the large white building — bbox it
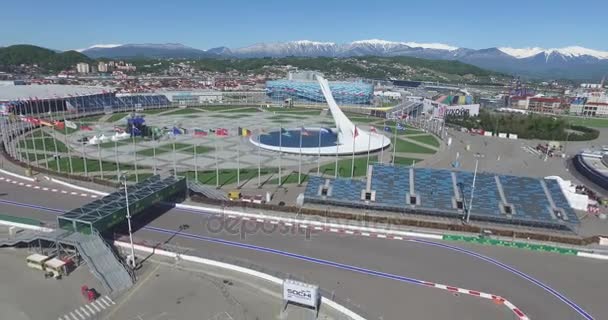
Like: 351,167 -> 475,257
76,62 -> 90,74
569,93 -> 608,117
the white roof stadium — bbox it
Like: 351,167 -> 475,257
0,84 -> 113,101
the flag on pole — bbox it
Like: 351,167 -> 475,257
370,126 -> 377,133
114,126 -> 125,133
384,126 -> 392,132
353,126 -> 359,138
238,127 -> 252,137
65,120 -> 77,129
215,128 -> 228,136
171,126 -> 183,135
53,120 -> 65,130
300,127 -> 310,136
194,128 -> 208,137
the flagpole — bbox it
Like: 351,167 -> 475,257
392,120 -> 398,165
335,125 -> 339,178
257,131 -> 261,188
380,120 -> 385,163
37,99 -> 49,169
49,103 -> 61,173
62,108 -> 73,174
114,137 -> 120,182
81,122 -> 88,177
152,131 -> 157,175
194,137 -> 198,182
236,131 -> 240,187
214,133 -> 219,188
278,124 -> 282,186
351,127 -> 356,178
366,127 -> 372,170
298,127 -> 303,185
97,130 -> 104,180
132,125 -> 139,183
317,128 -> 321,175
26,100 -> 39,165
172,132 -> 177,178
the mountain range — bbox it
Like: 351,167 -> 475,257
73,40 -> 608,80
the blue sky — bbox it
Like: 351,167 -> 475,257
3,0 -> 607,51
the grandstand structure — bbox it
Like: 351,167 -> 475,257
5,93 -> 170,115
304,164 -> 580,231
266,79 -> 373,105
573,150 -> 608,191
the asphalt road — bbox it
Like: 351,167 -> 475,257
1,178 -> 605,320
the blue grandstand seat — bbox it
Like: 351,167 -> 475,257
498,175 -> 554,223
371,165 -> 409,207
415,168 -> 454,210
456,172 -> 502,217
544,179 -> 579,223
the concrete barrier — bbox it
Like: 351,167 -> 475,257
0,168 -> 36,182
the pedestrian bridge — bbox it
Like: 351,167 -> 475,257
58,175 -> 187,234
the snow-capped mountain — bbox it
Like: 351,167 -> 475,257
75,40 -> 608,79
75,44 -> 122,52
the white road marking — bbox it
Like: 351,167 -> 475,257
90,195 -> 98,198
79,306 -> 90,317
284,222 -> 293,226
61,190 -> 68,194
102,296 -> 115,305
270,221 -> 279,224
70,191 -> 78,195
314,226 -> 323,230
241,217 -> 250,221
18,182 -> 24,186
361,232 -> 370,236
80,193 -> 88,197
95,299 -> 106,310
344,230 -> 354,234
26,184 -> 32,187
98,297 -> 111,308
33,186 -> 40,189
52,189 -> 58,192
256,219 -> 264,222
329,228 -> 339,232
69,312 -> 78,320
90,301 -> 101,312
299,225 -> 308,228
73,308 -> 85,320
393,236 -> 404,240
42,187 -> 49,191
85,304 -> 96,315
376,234 -> 387,238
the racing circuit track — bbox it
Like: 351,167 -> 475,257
0,175 -> 605,320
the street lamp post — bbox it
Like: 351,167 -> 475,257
121,172 -> 136,268
466,153 -> 483,223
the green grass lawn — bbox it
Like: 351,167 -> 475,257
564,116 -> 608,128
136,145 -> 173,157
349,116 -> 383,124
76,115 -> 104,122
199,105 -> 259,112
218,107 -> 260,113
394,138 -> 436,154
393,156 -> 422,166
181,168 -> 278,186
317,156 -> 378,178
20,152 -> 51,161
268,171 -> 309,185
406,134 -> 440,147
163,108 -> 205,116
140,108 -> 172,115
19,137 -> 68,153
106,112 -> 130,123
54,126 -> 79,134
179,145 -> 214,155
45,157 -> 138,173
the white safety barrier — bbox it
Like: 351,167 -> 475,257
0,220 -> 54,232
45,177 -> 109,196
577,252 -> 608,261
175,203 -> 444,240
0,168 -> 36,182
114,241 -> 367,320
